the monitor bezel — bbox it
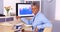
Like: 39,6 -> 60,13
16,3 -> 34,17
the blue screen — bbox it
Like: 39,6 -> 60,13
19,8 -> 32,15
17,4 -> 34,16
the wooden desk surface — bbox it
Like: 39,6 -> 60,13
0,17 -> 32,32
0,16 -> 21,32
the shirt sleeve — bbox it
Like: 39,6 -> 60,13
37,14 -> 52,29
37,19 -> 52,29
21,18 -> 33,25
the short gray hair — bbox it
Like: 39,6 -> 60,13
32,1 -> 40,7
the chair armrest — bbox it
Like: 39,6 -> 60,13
43,27 -> 52,32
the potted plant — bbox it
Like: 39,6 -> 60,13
4,6 -> 12,16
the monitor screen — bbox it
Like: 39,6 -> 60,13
16,3 -> 34,17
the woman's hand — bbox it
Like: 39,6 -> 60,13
16,16 -> 21,19
34,27 -> 38,32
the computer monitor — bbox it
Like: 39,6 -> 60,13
16,3 -> 34,17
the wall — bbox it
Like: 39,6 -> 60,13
55,0 -> 60,21
4,0 -> 24,15
41,0 -> 60,21
41,0 -> 56,21
0,0 -> 3,14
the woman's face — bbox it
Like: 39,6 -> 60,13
32,5 -> 39,15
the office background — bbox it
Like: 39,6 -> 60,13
0,0 -> 60,32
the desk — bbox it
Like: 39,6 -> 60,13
0,22 -> 32,32
0,16 -> 32,32
0,16 -> 20,32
